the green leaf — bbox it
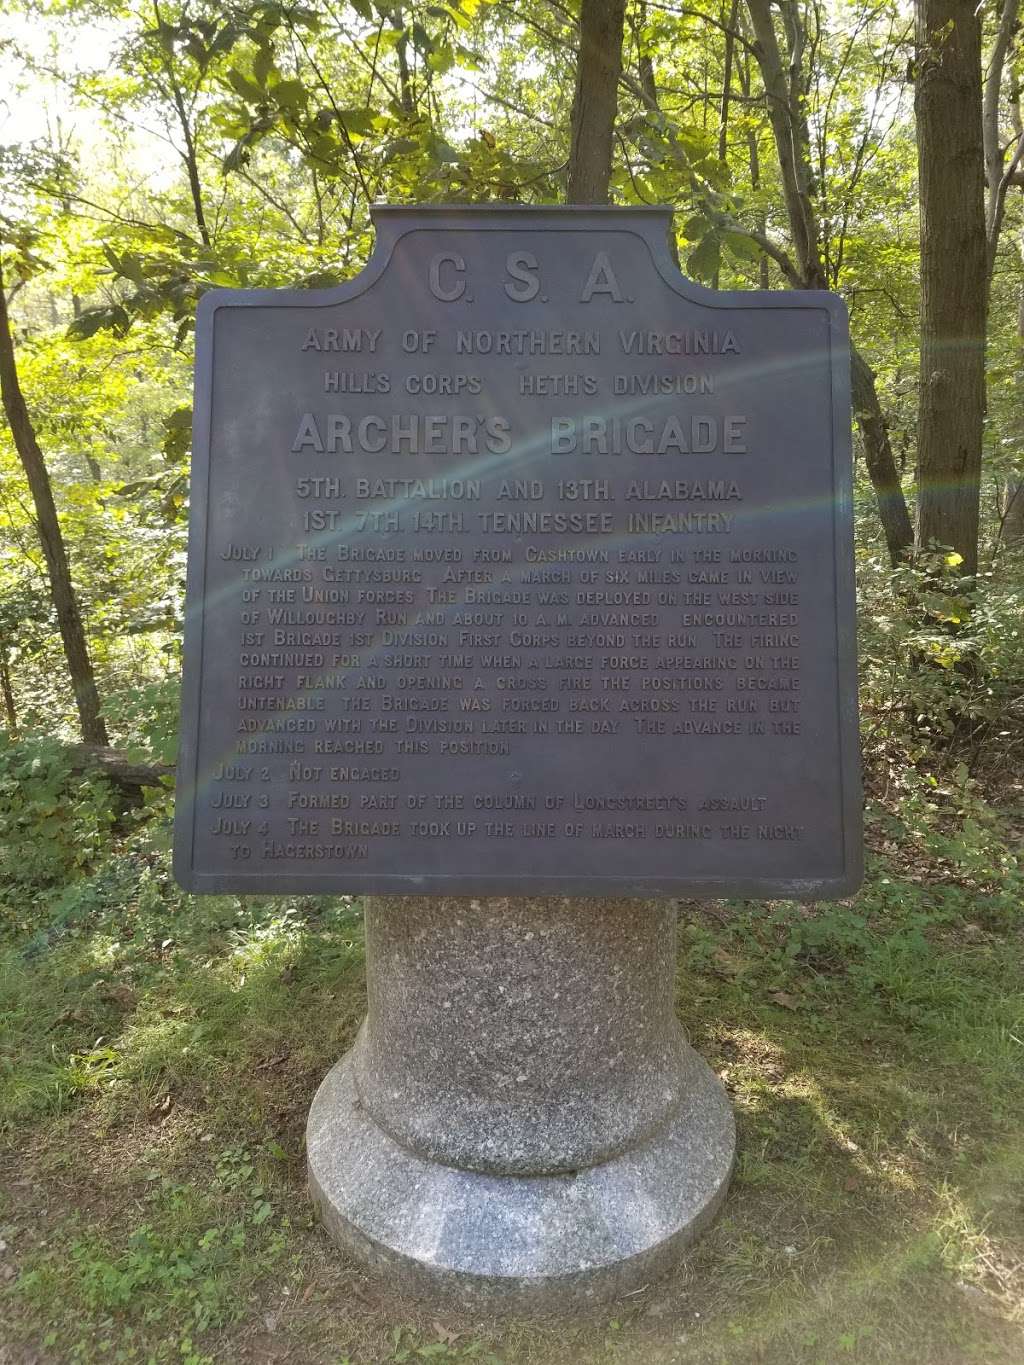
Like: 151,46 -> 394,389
209,23 -> 241,57
427,43 -> 455,74
67,304 -> 131,340
429,3 -> 471,28
721,229 -> 764,264
428,135 -> 462,164
110,248 -> 148,287
226,68 -> 262,101
686,233 -> 721,282
253,45 -> 274,88
337,107 -> 376,136
183,37 -> 210,71
445,3 -> 472,27
384,136 -> 420,159
307,131 -> 344,169
411,21 -> 433,53
454,42 -> 484,71
153,20 -> 176,56
300,270 -> 344,288
273,79 -> 308,112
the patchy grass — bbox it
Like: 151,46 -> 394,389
0,793 -> 1022,1364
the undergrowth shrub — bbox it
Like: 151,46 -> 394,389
100,674 -> 181,766
0,734 -> 117,913
857,548 -> 1024,778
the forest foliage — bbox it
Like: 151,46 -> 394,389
0,0 -> 1022,874
1,6 -> 1024,1362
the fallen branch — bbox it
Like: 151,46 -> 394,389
66,743 -> 173,793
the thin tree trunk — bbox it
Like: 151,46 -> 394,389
983,0 -> 1021,281
0,257 -> 109,744
748,133 -> 770,288
568,0 -> 627,203
718,0 -> 738,165
914,0 -> 987,576
986,6 -> 1023,550
851,346 -> 916,565
390,8 -> 416,116
1001,477 -> 1024,544
153,0 -> 211,247
745,0 -> 826,288
630,12 -> 682,268
637,15 -> 659,113
713,0 -> 739,288
1000,209 -> 1024,547
174,89 -> 211,248
737,48 -> 770,288
744,0 -> 913,563
0,645 -> 17,736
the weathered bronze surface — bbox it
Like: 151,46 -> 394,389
174,205 -> 861,898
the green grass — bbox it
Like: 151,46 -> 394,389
0,796 -> 1022,1364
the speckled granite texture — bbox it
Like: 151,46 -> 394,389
307,897 -> 735,1310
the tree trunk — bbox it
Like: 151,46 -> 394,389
982,0 -> 1021,281
0,259 -> 109,745
737,48 -> 770,288
999,223 -> 1024,547
630,17 -> 683,268
717,0 -> 738,166
1001,477 -> 1024,545
390,8 -> 417,116
851,346 -> 916,565
914,0 -> 987,576
153,0 -> 211,247
744,0 -> 826,288
712,0 -> 739,288
567,0 -> 626,203
0,645 -> 17,736
744,0 -> 913,564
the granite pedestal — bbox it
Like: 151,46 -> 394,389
307,896 -> 735,1311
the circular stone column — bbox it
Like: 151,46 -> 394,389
307,897 -> 734,1311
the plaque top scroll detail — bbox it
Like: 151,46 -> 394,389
174,204 -> 862,899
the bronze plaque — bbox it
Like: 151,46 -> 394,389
174,205 -> 861,898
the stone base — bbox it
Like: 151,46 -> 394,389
307,1046 -> 735,1313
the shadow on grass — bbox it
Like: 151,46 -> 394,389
1,857 -> 1022,1364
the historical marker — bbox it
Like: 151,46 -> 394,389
176,204 -> 860,1307
175,205 -> 861,899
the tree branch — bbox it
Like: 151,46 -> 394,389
984,0 -> 1021,281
